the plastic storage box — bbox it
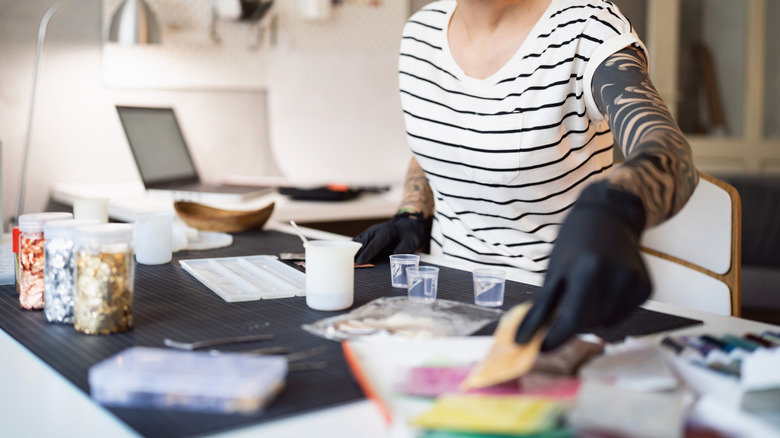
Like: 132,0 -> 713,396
89,347 -> 287,415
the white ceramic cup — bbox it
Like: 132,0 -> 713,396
300,0 -> 331,21
73,197 -> 109,223
134,212 -> 173,265
304,240 -> 362,311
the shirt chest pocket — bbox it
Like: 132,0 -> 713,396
457,113 -> 524,185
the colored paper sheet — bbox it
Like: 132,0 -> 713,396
411,394 -> 568,435
419,428 -> 575,438
401,366 -> 580,399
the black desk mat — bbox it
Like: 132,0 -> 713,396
0,230 -> 701,437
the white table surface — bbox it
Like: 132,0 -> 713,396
50,181 -> 402,224
2,225 -> 779,438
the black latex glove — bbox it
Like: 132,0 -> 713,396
353,212 -> 428,265
514,181 -> 652,351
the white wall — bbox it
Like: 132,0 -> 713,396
0,0 -> 275,228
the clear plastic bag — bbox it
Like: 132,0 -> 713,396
302,296 -> 503,341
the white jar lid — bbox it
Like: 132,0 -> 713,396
75,223 -> 134,251
44,219 -> 101,239
18,212 -> 74,233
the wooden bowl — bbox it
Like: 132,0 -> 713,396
174,201 -> 275,233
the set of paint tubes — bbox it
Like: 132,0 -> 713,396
660,331 -> 780,409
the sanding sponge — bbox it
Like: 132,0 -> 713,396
460,303 -> 546,390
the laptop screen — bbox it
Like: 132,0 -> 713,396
116,106 -> 200,187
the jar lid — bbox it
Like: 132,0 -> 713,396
18,212 -> 74,233
12,227 -> 20,253
44,219 -> 101,239
75,224 -> 134,249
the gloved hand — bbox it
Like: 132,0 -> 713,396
353,212 -> 428,265
514,181 -> 652,351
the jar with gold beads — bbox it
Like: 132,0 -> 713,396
73,224 -> 135,335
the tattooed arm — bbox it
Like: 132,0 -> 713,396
515,46 -> 694,350
352,157 -> 434,263
592,45 -> 698,227
398,157 -> 435,218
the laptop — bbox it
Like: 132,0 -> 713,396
116,105 -> 274,204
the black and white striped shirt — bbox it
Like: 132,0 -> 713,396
399,0 -> 647,285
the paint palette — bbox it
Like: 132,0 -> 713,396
663,332 -> 780,409
179,255 -> 306,302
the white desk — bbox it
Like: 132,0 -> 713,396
2,224 -> 779,437
50,182 -> 402,224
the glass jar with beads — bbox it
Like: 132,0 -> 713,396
43,219 -> 100,324
73,224 -> 135,335
17,212 -> 73,310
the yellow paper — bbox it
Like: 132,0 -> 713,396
460,303 -> 546,390
411,394 -> 566,435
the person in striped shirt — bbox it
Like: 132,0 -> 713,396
354,0 -> 697,351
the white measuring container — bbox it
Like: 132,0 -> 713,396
304,240 -> 362,311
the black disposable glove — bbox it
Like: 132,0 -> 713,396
353,212 -> 428,265
514,181 -> 652,351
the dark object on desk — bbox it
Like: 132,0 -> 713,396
0,230 -> 703,438
279,184 -> 362,201
163,333 -> 275,351
239,0 -> 273,21
174,201 -> 274,232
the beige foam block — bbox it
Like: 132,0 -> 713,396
460,303 -> 546,390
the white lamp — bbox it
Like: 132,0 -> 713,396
15,0 -> 160,225
108,0 -> 161,44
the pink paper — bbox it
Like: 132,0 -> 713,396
401,365 -> 580,398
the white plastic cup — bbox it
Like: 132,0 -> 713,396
300,0 -> 331,21
73,197 -> 109,223
134,212 -> 173,265
472,268 -> 506,307
304,240 -> 362,311
389,254 -> 420,288
406,266 -> 439,303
